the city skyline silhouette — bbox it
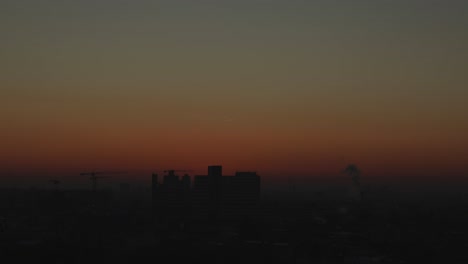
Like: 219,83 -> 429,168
1,1 -> 468,263
1,1 -> 468,183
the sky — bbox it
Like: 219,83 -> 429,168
1,0 -> 468,185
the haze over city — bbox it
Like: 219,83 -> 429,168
1,1 -> 468,183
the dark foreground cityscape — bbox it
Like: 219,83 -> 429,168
1,165 -> 467,264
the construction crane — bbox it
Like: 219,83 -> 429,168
80,171 -> 125,192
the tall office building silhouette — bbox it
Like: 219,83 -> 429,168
192,165 -> 261,221
152,170 -> 191,228
152,165 -> 260,223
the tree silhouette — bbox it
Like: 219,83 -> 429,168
343,164 -> 360,186
343,164 -> 361,201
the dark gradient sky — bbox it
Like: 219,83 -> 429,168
1,0 -> 468,183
